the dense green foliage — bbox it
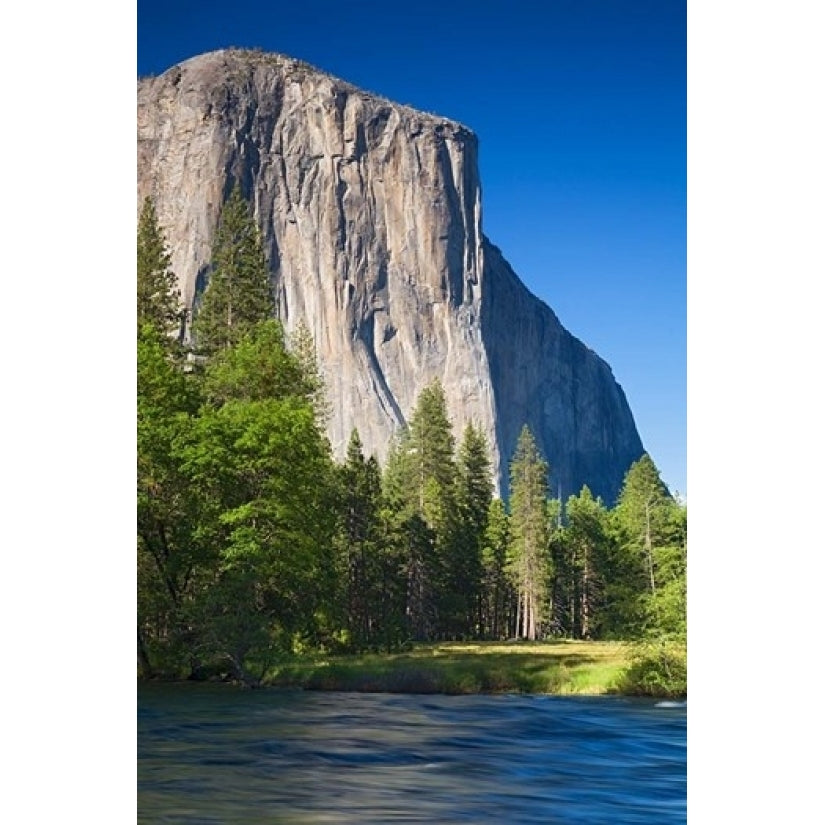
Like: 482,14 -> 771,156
616,639 -> 687,697
137,193 -> 686,693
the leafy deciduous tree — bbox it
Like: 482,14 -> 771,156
179,325 -> 337,682
137,324 -> 205,676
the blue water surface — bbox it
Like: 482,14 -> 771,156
138,684 -> 686,823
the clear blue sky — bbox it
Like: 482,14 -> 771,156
138,0 -> 687,497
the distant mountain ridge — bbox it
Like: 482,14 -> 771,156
137,48 -> 644,501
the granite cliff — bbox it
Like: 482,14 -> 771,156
137,49 -> 644,502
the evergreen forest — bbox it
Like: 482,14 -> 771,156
137,190 -> 687,690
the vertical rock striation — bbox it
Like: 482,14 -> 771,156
137,49 -> 644,502
480,239 -> 644,500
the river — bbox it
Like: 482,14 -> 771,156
138,683 -> 686,823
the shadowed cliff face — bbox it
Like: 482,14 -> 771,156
480,239 -> 644,500
137,48 -> 644,502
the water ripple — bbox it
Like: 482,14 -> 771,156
139,685 -> 686,823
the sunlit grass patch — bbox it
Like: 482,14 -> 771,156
263,640 -> 635,695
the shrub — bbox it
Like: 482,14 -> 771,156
618,640 -> 687,698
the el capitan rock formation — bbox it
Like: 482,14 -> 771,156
137,49 -> 644,502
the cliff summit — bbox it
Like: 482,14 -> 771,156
137,48 -> 644,501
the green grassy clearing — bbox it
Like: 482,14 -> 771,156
263,640 -> 633,695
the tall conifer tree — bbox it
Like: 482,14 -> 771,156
562,486 -> 610,639
383,379 -> 457,639
480,498 -> 512,639
615,454 -> 672,601
193,184 -> 274,354
453,424 -> 494,636
612,453 -> 684,638
337,429 -> 383,649
508,425 -> 551,640
137,196 -> 181,340
289,320 -> 331,424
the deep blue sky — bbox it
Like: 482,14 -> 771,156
138,0 -> 687,497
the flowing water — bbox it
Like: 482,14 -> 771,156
138,683 -> 686,823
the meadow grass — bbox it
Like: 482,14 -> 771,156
263,640 -> 633,695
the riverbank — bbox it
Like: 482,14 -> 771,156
141,640 -> 686,697
262,640 -> 675,696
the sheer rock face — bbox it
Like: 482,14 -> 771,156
137,49 -> 644,501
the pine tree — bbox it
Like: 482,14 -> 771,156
480,499 -> 512,639
613,453 -> 684,638
508,425 -> 551,640
382,380 -> 457,639
409,380 -> 459,637
289,320 -> 331,424
137,197 -> 181,340
654,502 -> 687,640
544,496 -> 563,634
562,486 -> 610,639
378,440 -> 420,650
337,429 -> 383,649
457,425 -> 493,540
612,457 -> 686,694
406,379 -> 456,523
615,454 -> 672,601
453,424 -> 494,636
201,320 -> 305,406
192,184 -> 275,355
